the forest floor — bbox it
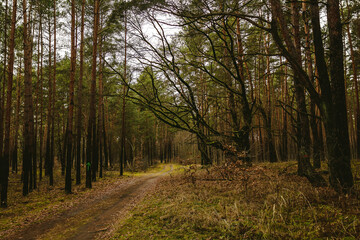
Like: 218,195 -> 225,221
0,164 -> 176,240
1,161 -> 360,239
113,161 -> 360,240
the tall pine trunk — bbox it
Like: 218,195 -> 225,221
346,21 -> 360,159
65,0 -> 77,194
1,0 -> 16,207
87,0 -> 100,188
50,0 -> 57,186
290,1 -> 313,176
302,1 -> 322,168
76,0 -> 85,185
98,27 -> 104,179
12,67 -> 21,175
23,0 -> 35,196
45,11 -> 53,182
38,7 -> 44,181
120,10 -> 128,175
0,0 -> 8,182
326,0 -> 353,191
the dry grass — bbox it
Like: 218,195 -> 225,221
0,162 -> 182,239
0,166 -> 132,238
113,161 -> 360,239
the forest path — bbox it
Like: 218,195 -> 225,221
5,165 -> 173,240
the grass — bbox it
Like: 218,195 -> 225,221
2,161 -> 360,239
112,161 -> 360,240
124,163 -> 184,177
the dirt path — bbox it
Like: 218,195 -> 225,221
4,166 -> 172,240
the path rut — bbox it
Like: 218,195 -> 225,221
4,167 -> 171,240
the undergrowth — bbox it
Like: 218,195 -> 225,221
113,161 -> 360,239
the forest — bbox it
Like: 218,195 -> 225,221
0,0 -> 360,239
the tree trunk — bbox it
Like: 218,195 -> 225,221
102,107 -> 109,170
290,1 -> 313,175
45,10 -> 53,182
34,3 -> 43,190
302,1 -> 322,168
0,0 -> 8,182
281,57 -> 288,161
87,0 -> 100,188
23,0 -> 35,196
65,0 -> 77,194
236,17 -> 252,163
12,67 -> 21,175
326,0 -> 353,191
120,10 -> 127,176
50,0 -> 57,187
76,0 -> 85,185
61,123 -> 67,176
1,0 -> 16,207
264,33 -> 277,163
98,20 -> 104,179
39,7 -> 44,181
346,21 -> 360,159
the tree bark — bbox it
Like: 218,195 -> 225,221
98,19 -> 104,179
326,0 -> 353,191
263,32 -> 277,163
45,10 -> 53,182
87,0 -> 100,188
76,0 -> 85,185
12,66 -> 21,175
120,10 -> 128,175
0,0 -> 8,177
65,0 -> 77,194
280,57 -> 288,161
50,0 -> 57,186
302,1 -> 322,168
23,0 -> 35,196
102,102 -> 109,170
346,21 -> 360,158
289,1 -> 313,175
39,7 -> 44,181
1,0 -> 16,207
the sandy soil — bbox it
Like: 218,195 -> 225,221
3,167 -> 172,240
